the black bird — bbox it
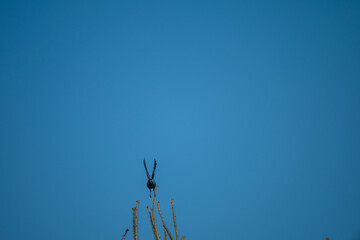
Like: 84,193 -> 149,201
143,159 -> 157,198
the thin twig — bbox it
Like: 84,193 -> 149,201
147,206 -> 160,240
147,207 -> 155,232
151,186 -> 161,240
158,201 -> 174,240
121,229 -> 129,240
171,199 -> 179,240
163,224 -> 174,240
132,208 -> 136,240
134,200 -> 140,240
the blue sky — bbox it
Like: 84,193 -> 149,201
1,1 -> 360,239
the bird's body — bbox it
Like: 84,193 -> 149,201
147,179 -> 156,190
143,159 -> 157,198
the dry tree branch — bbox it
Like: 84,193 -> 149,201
135,200 -> 140,240
132,200 -> 140,240
164,224 -> 175,240
157,201 -> 174,240
147,206 -> 159,240
170,199 -> 186,240
146,206 -> 153,226
125,185 -> 186,240
147,186 -> 161,240
171,199 -> 179,240
132,208 -> 136,240
121,229 -> 129,240
150,185 -> 161,240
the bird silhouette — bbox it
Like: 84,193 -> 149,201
143,159 -> 157,198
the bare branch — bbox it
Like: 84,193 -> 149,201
171,199 -> 179,240
158,200 -> 174,240
121,229 -> 129,240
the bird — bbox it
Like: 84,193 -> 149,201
143,159 -> 157,198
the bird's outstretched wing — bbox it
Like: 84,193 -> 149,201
143,159 -> 150,180
151,159 -> 157,179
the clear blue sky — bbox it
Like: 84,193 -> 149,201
1,1 -> 360,239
